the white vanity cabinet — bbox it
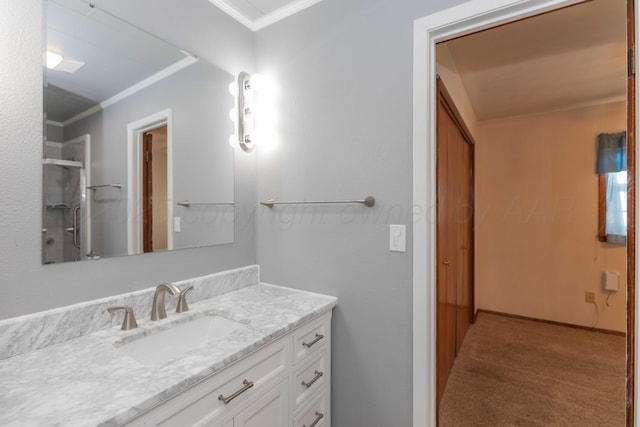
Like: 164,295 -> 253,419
123,311 -> 332,427
213,378 -> 289,427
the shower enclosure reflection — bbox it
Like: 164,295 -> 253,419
42,134 -> 91,263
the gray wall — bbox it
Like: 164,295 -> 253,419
254,0 -> 464,426
0,0 -> 257,319
64,60 -> 235,257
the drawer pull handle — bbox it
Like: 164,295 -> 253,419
302,333 -> 324,348
303,411 -> 325,427
302,370 -> 324,388
218,379 -> 254,404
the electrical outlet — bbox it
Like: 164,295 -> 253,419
585,291 -> 595,303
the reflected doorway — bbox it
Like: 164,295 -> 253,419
142,126 -> 168,253
127,109 -> 174,255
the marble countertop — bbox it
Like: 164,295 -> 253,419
0,283 -> 337,427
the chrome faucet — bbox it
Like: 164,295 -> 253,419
150,283 -> 180,321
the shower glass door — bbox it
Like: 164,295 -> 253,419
42,135 -> 91,263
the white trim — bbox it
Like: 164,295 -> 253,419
207,0 -> 255,30
207,0 -> 323,32
83,134 -> 91,259
412,1 -> 632,426
62,56 -> 197,127
253,0 -> 323,31
46,120 -> 64,127
41,157 -> 82,168
44,141 -> 64,149
127,109 -> 174,255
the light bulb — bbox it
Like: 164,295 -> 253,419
228,81 -> 238,96
243,134 -> 255,151
250,101 -> 278,124
247,102 -> 260,116
243,115 -> 255,131
229,135 -> 237,148
248,74 -> 264,91
229,108 -> 238,122
243,88 -> 255,104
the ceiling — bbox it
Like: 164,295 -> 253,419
440,0 -> 627,121
46,0 -> 190,123
46,0 -> 318,123
207,0 -> 322,31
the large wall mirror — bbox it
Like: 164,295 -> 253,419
42,0 -> 235,264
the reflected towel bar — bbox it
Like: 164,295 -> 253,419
177,201 -> 235,208
87,184 -> 122,190
260,196 -> 375,208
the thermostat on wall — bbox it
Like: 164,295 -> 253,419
602,271 -> 620,292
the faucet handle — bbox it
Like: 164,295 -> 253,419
107,306 -> 138,330
176,286 -> 194,313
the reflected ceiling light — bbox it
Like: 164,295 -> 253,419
45,51 -> 85,73
46,51 -> 63,69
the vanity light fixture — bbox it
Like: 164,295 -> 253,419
229,71 -> 263,153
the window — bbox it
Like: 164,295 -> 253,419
596,131 -> 627,244
598,170 -> 627,244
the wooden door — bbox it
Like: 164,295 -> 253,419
455,131 -> 474,354
142,131 -> 153,253
436,77 -> 475,407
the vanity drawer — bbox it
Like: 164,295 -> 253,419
294,386 -> 330,427
129,338 -> 290,427
293,350 -> 329,409
293,313 -> 330,365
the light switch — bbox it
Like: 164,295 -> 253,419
389,224 -> 406,252
174,217 -> 181,233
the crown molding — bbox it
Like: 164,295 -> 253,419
208,0 -> 323,32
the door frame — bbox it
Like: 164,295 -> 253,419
412,1 -> 638,426
127,109 -> 174,255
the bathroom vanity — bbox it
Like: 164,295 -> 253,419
0,266 -> 336,427
125,311 -> 331,427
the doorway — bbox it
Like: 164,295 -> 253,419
142,126 -> 169,253
413,0 -> 637,426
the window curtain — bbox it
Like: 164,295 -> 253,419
596,131 -> 627,174
605,173 -> 626,244
597,131 -> 627,244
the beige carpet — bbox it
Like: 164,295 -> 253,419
439,312 -> 626,426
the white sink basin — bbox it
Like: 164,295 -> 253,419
115,316 -> 246,366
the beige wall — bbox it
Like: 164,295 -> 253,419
436,44 -> 479,137
476,102 -> 627,332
